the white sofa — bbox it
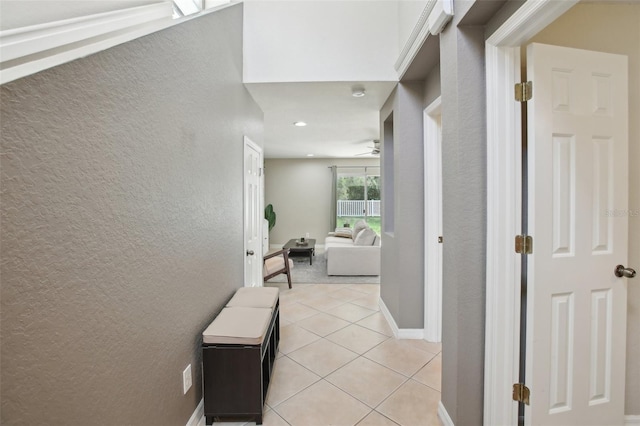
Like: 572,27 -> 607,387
324,225 -> 381,276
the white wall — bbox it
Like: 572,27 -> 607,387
243,0 -> 398,83
529,2 -> 640,414
264,158 -> 379,246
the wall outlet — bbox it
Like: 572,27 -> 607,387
182,364 -> 192,395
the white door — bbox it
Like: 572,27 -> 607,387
244,137 -> 263,288
526,43 -> 629,425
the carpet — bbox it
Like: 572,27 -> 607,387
267,255 -> 380,285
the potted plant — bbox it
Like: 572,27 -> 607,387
265,204 -> 276,232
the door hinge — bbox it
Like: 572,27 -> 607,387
515,81 -> 532,102
515,235 -> 533,254
513,383 -> 530,405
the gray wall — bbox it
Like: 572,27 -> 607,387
379,81 -> 426,329
0,5 -> 263,425
439,1 -> 488,424
264,158 -> 379,247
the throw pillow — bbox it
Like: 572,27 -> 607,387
352,220 -> 369,241
354,227 -> 377,246
334,227 -> 353,238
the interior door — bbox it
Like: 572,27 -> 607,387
526,43 -> 629,425
244,137 -> 263,288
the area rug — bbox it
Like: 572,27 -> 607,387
267,256 -> 380,285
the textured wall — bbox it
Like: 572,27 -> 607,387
0,4 -> 263,425
528,3 -> 640,414
439,14 -> 487,426
264,158 -> 379,247
379,81 -> 426,329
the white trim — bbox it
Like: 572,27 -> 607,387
0,3 -> 172,85
395,0 -> 453,79
626,415 -> 640,425
483,43 -> 522,426
186,398 -> 204,426
378,297 -> 400,338
487,0 -> 577,47
424,97 -> 443,343
438,401 -> 454,426
483,1 -> 579,425
0,1 -> 236,85
378,297 -> 424,339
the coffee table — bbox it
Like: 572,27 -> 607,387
283,239 -> 316,265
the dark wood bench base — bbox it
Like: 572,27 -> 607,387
202,301 -> 279,425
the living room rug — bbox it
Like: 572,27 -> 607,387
267,255 -> 380,285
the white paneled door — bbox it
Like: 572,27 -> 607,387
526,43 -> 629,425
244,137 -> 263,288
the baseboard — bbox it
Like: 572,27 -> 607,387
627,415 -> 640,425
378,298 -> 424,339
186,398 -> 204,426
438,401 -> 454,426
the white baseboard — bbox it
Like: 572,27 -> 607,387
438,401 -> 454,426
378,297 -> 425,339
186,398 -> 204,426
627,415 -> 640,425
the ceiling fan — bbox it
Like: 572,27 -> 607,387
355,140 -> 380,156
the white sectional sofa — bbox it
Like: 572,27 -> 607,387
324,221 -> 381,276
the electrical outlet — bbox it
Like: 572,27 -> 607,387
182,364 -> 192,395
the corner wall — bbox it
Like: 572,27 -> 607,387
380,81 -> 426,329
438,2 -> 488,423
0,5 -> 263,425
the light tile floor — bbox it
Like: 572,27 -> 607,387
219,283 -> 442,426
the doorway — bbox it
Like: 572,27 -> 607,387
424,97 -> 443,343
244,136 -> 263,287
484,2 -> 637,425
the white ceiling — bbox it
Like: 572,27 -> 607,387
246,81 -> 397,159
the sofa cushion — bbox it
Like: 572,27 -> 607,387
334,227 -> 353,238
352,220 -> 369,241
354,227 -> 377,246
325,236 -> 355,246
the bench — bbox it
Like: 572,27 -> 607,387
202,287 -> 280,425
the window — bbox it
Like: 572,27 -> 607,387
336,168 -> 381,235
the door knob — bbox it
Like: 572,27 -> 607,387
246,250 -> 255,256
614,265 -> 636,278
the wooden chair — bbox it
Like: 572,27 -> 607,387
263,249 -> 293,289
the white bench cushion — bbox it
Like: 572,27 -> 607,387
226,287 -> 279,309
202,307 -> 272,345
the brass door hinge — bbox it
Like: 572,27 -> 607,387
515,235 -> 533,254
513,383 -> 530,405
515,81 -> 532,102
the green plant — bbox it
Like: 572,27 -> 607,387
265,204 -> 276,232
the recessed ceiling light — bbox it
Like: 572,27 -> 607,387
293,121 -> 307,127
352,87 -> 366,97
307,154 -> 315,157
